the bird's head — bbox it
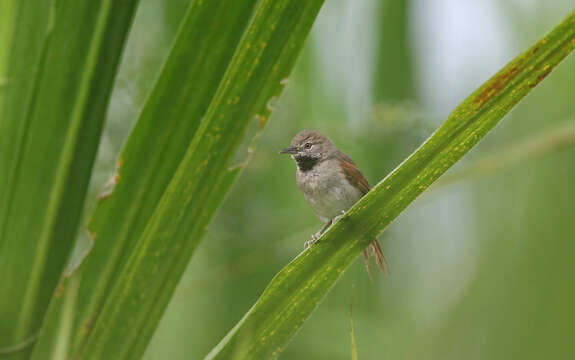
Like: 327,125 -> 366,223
280,130 -> 336,170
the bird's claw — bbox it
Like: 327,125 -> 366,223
304,239 -> 313,250
304,213 -> 346,250
332,212 -> 344,224
304,231 -> 322,250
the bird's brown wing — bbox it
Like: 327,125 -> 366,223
336,151 -> 370,195
338,152 -> 387,276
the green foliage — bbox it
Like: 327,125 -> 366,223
68,1 -> 259,356
68,1 -> 325,359
206,10 -> 575,359
0,1 -> 139,357
1,1 -> 574,359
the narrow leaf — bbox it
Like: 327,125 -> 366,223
66,1 -> 259,354
206,10 -> 575,360
74,0 -> 324,359
0,0 -> 139,356
30,277 -> 80,360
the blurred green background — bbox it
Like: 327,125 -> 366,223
85,0 -> 575,359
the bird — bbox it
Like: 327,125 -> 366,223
280,130 -> 387,276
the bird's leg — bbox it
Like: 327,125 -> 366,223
318,219 -> 334,236
332,210 -> 346,224
304,211 -> 349,249
305,219 -> 333,249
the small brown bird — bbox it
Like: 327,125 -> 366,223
280,130 -> 387,276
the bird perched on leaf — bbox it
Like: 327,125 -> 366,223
280,130 -> 387,276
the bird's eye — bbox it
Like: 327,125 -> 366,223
304,142 -> 312,149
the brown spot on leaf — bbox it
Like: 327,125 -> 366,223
256,114 -> 267,127
529,65 -> 553,88
82,317 -> 95,335
473,65 -> 520,107
98,158 -> 123,200
539,69 -> 552,81
54,282 -> 65,298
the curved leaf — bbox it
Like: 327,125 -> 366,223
0,0 -> 139,356
66,0 -> 259,355
74,1 -> 325,359
206,10 -> 575,360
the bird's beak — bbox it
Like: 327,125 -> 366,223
279,146 -> 298,155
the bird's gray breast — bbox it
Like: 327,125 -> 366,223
296,159 -> 364,223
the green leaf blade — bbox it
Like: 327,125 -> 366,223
67,0 -> 260,354
75,1 -> 325,358
0,0 -> 140,356
207,10 -> 575,360
356,10 -> 575,237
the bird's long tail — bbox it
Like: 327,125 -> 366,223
362,240 -> 388,278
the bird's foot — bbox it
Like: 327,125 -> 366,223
303,239 -> 314,250
305,215 -> 344,250
312,229 -> 323,241
304,231 -> 322,250
332,210 -> 346,224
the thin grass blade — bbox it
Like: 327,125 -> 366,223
74,1 -> 325,358
60,1 -> 260,355
0,1 -> 140,357
206,10 -> 575,360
